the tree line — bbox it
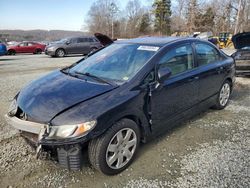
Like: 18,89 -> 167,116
86,0 -> 250,38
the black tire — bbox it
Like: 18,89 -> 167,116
88,119 -> 140,175
34,48 -> 42,54
213,80 -> 231,110
55,49 -> 65,57
8,50 -> 16,55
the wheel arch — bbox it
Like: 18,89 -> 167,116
224,77 -> 233,89
56,48 -> 66,54
120,115 -> 147,143
98,112 -> 150,144
8,49 -> 16,55
8,48 -> 15,52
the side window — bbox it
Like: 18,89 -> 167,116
88,38 -> 95,42
77,38 -> 87,43
19,43 -> 27,47
70,38 -> 78,43
195,43 -> 220,66
158,44 -> 194,76
28,43 -> 33,46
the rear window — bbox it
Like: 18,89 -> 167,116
195,43 -> 220,65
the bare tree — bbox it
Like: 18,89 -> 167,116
171,0 -> 187,33
186,0 -> 198,33
125,0 -> 144,37
86,0 -> 118,37
85,0 -> 249,38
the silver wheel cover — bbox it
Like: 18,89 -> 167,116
106,128 -> 137,169
219,83 -> 230,106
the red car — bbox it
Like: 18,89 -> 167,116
7,41 -> 46,55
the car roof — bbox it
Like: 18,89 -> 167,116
115,36 -> 190,46
68,36 -> 95,39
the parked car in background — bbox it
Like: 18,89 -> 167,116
232,32 -> 250,76
45,33 -> 112,57
7,41 -> 19,46
6,37 -> 235,175
0,41 -> 7,56
7,42 -> 46,55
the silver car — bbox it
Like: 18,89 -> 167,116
45,35 -> 109,57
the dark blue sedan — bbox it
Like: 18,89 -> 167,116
0,41 -> 7,56
6,37 -> 235,175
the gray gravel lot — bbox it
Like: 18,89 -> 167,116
0,54 -> 249,188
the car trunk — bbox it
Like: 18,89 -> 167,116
232,32 -> 250,50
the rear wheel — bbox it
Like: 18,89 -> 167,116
88,119 -> 140,175
34,48 -> 42,54
213,80 -> 231,109
55,49 -> 65,57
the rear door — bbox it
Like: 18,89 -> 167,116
76,38 -> 90,54
151,43 -> 199,132
194,42 -> 226,101
27,42 -> 36,53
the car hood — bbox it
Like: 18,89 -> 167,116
17,70 -> 116,123
232,32 -> 250,49
46,43 -> 62,48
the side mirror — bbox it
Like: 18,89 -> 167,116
157,67 -> 171,83
66,41 -> 70,45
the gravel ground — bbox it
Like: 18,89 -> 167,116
0,54 -> 249,188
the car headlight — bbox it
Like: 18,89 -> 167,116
47,120 -> 96,139
8,99 -> 18,116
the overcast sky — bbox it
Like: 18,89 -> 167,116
0,0 -> 152,31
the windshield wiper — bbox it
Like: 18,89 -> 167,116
74,71 -> 115,86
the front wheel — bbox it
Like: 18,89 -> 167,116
8,50 -> 16,55
213,80 -> 231,109
88,119 -> 140,175
55,49 -> 65,57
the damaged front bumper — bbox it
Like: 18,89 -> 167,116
5,114 -> 48,156
5,114 -> 89,170
5,114 -> 90,146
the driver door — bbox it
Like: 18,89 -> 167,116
150,43 -> 199,133
17,42 -> 28,53
65,38 -> 78,54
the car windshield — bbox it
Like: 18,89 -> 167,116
69,43 -> 159,84
56,39 -> 68,43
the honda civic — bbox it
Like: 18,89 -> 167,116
6,37 -> 235,175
